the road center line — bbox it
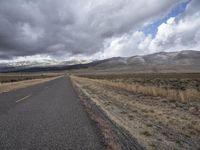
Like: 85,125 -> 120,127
16,95 -> 31,103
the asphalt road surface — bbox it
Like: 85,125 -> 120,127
0,76 -> 105,150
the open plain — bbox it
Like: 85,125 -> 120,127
71,73 -> 200,150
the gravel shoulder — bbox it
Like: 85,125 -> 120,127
71,76 -> 145,150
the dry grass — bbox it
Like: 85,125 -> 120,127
0,76 -> 62,93
0,72 -> 63,83
74,76 -> 200,102
70,75 -> 200,150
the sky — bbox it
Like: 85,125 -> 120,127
0,0 -> 199,66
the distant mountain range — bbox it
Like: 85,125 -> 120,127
0,59 -> 92,72
1,50 -> 200,73
89,50 -> 200,72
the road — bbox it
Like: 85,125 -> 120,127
0,76 -> 105,150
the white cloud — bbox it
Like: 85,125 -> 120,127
148,8 -> 200,52
101,31 -> 148,58
0,0 -> 180,61
101,0 -> 200,58
1,0 -> 200,65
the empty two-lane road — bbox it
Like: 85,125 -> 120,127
0,76 -> 105,150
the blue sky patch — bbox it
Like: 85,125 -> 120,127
143,0 -> 191,37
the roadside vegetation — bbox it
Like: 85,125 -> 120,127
77,73 -> 200,102
0,73 -> 62,83
0,73 -> 63,93
71,73 -> 200,150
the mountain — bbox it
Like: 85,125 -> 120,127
1,50 -> 200,73
86,50 -> 200,72
0,59 -> 92,72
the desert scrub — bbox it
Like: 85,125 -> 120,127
77,73 -> 200,91
107,81 -> 200,102
74,76 -> 200,102
0,73 -> 62,83
70,75 -> 200,150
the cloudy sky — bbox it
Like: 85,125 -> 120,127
0,0 -> 199,65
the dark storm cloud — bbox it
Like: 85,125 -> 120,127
0,0 -> 180,60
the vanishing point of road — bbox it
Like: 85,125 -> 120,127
0,76 -> 105,150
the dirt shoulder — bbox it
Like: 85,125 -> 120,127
70,76 -> 144,150
0,75 -> 63,93
71,75 -> 200,150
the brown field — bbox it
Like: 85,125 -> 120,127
71,73 -> 200,150
77,73 -> 200,90
0,72 -> 63,83
0,73 -> 63,93
76,73 -> 200,102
